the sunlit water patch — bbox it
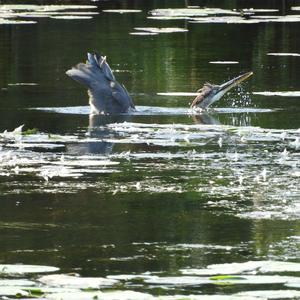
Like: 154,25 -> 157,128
0,121 -> 299,221
33,105 -> 275,115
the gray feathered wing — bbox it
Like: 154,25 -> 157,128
66,52 -> 135,114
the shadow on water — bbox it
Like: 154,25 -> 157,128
66,114 -> 133,155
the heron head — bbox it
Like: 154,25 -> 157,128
191,71 -> 253,109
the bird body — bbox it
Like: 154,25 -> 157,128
66,53 -> 135,114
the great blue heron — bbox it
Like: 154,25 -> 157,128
190,71 -> 253,109
66,52 -> 253,114
66,52 -> 135,114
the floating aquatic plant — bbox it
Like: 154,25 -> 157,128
0,264 -> 59,274
133,27 -> 188,34
253,91 -> 300,96
102,9 -> 142,13
267,52 -> 300,57
0,4 -> 98,25
209,61 -> 239,64
149,8 -> 240,17
38,274 -> 118,288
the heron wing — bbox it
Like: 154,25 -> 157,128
111,82 -> 135,111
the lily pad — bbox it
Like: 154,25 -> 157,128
0,286 -> 29,296
267,52 -> 300,56
147,16 -> 196,20
209,61 -> 239,64
134,27 -> 188,33
50,16 -> 93,20
190,15 -> 300,24
190,16 -> 262,24
38,274 -> 118,288
235,290 -> 300,299
210,275 -> 246,281
129,32 -> 158,36
102,9 -> 142,13
0,264 -> 59,274
0,18 -> 36,24
106,274 -> 155,281
144,276 -> 211,286
0,5 -> 97,24
7,143 -> 65,150
253,91 -> 300,97
8,83 -> 38,86
239,8 -> 279,13
46,290 -> 154,300
181,261 -> 300,276
0,5 -> 97,12
160,296 -> 259,300
0,279 -> 35,286
149,8 -> 239,17
209,275 -> 299,285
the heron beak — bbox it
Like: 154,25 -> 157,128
217,71 -> 253,95
191,71 -> 253,109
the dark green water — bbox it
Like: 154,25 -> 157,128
0,0 -> 299,298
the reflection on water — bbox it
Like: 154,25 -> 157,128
0,0 -> 300,299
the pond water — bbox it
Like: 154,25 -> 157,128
0,0 -> 300,299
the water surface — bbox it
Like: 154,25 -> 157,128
0,0 -> 299,299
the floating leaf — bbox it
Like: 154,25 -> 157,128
129,32 -> 158,36
7,83 -> 38,86
0,18 -> 36,24
50,15 -> 93,20
38,274 -> 118,288
235,290 -> 300,299
181,261 -> 300,276
0,286 -> 29,296
22,128 -> 39,136
149,8 -> 239,17
102,9 -> 142,13
134,27 -> 188,33
253,91 -> 300,97
46,290 -> 154,300
210,275 -> 246,281
0,264 -> 59,274
267,52 -> 300,57
209,61 -> 239,64
147,16 -> 194,20
144,276 -> 211,286
0,279 -> 35,286
0,5 -> 97,11
190,15 -> 300,24
238,8 -> 279,13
